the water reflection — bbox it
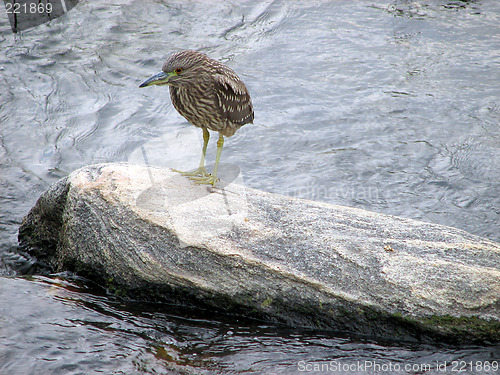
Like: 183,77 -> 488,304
386,0 -> 482,19
1,276 -> 499,375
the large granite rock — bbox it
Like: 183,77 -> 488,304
18,163 -> 500,343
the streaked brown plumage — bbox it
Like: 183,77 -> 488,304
139,50 -> 254,185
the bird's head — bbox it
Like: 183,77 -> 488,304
139,50 -> 210,88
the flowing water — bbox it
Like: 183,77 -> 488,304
1,0 -> 499,373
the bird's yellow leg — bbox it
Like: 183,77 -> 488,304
212,132 -> 224,181
192,132 -> 224,186
173,127 -> 210,177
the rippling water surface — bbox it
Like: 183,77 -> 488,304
1,276 -> 499,375
1,0 -> 499,373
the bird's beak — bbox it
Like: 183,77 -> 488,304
139,71 -> 172,88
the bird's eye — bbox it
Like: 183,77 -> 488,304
175,68 -> 183,74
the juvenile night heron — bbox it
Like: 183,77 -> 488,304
139,50 -> 254,186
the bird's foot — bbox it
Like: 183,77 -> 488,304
172,167 -> 218,186
190,174 -> 218,186
172,167 -> 209,178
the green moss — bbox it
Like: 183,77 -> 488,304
391,312 -> 500,342
261,297 -> 273,308
105,277 -> 127,297
392,312 -> 404,319
421,315 -> 500,339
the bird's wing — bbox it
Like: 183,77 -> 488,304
214,73 -> 254,126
